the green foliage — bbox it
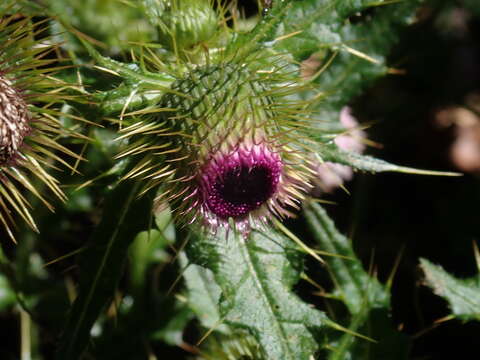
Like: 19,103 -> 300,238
318,145 -> 460,176
304,201 -> 390,314
180,254 -> 227,332
0,248 -> 15,311
265,0 -> 423,123
421,258 -> 480,322
49,0 -> 154,54
304,201 -> 409,359
185,228 -> 331,360
56,179 -> 155,360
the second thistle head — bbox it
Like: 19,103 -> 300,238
0,9 -> 86,241
0,76 -> 31,165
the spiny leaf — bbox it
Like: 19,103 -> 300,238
303,201 -> 389,313
267,0 -> 424,123
185,227 -> 336,360
303,201 -> 410,359
180,252 -> 229,333
421,258 -> 480,322
318,145 -> 461,176
95,83 -> 165,115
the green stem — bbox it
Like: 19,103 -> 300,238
56,178 -> 155,360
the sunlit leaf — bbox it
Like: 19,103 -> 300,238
185,227 -> 337,360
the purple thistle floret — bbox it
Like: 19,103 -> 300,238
196,141 -> 296,232
200,143 -> 282,219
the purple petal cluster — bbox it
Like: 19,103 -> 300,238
199,143 -> 282,219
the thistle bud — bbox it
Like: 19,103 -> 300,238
150,0 -> 218,50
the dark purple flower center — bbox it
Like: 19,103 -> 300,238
203,153 -> 282,219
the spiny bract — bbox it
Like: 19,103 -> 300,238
0,7 -> 85,241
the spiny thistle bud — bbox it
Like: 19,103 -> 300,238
0,9 -> 85,241
147,0 -> 218,51
119,62 -> 315,234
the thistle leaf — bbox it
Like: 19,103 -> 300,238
318,145 -> 461,176
265,0 -> 424,122
77,37 -> 175,87
96,83 -> 165,116
303,201 -> 410,359
180,253 -> 228,333
185,228 -> 333,360
304,201 -> 389,313
420,258 -> 480,321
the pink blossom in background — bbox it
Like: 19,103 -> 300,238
435,106 -> 480,173
314,107 -> 366,193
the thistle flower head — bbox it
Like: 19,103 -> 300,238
118,60 -> 315,234
0,76 -> 30,165
0,9 -> 85,241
